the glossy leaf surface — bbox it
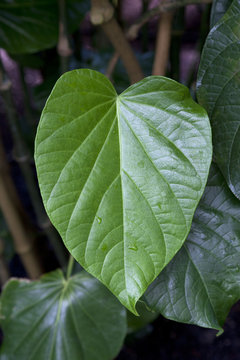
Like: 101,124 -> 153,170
144,164 -> 240,332
35,69 -> 212,314
0,0 -> 88,54
0,270 -> 126,360
197,0 -> 240,198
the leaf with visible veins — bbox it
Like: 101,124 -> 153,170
0,270 -> 126,360
197,0 -> 240,199
35,69 -> 212,314
144,164 -> 240,332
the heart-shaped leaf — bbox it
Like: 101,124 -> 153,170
35,69 -> 212,314
197,0 -> 240,199
143,164 -> 240,332
0,270 -> 126,360
0,0 -> 88,54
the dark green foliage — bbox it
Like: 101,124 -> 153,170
144,164 -> 240,332
0,270 -> 126,360
0,0 -> 89,54
197,0 -> 240,199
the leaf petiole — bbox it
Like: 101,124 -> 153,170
66,255 -> 75,280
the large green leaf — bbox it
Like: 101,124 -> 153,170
0,270 -> 126,360
0,0 -> 89,54
143,164 -> 240,332
197,0 -> 240,199
35,69 -> 212,314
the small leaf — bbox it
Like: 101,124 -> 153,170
143,164 -> 240,332
0,270 -> 126,360
0,0 -> 88,54
35,69 -> 212,314
197,0 -> 240,199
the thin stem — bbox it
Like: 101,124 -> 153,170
127,0 -> 213,41
102,19 -> 144,83
0,66 -> 67,268
152,12 -> 174,76
0,237 -> 10,285
66,255 -> 75,280
90,0 -> 144,84
0,139 -> 43,279
105,51 -> 119,81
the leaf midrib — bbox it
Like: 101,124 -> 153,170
116,96 -> 128,306
49,278 -> 70,360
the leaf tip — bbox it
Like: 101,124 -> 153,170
216,328 -> 224,337
121,295 -> 140,316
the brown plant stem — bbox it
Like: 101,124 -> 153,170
90,0 -> 144,84
152,12 -> 174,76
0,140 -> 43,279
0,72 -> 67,268
105,51 -> 119,80
127,0 -> 213,41
0,238 -> 10,285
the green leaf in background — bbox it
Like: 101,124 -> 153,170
35,69 -> 212,314
0,270 -> 126,360
143,164 -> 240,332
210,0 -> 233,28
0,0 -> 89,54
197,0 -> 240,199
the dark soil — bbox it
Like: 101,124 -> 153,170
117,302 -> 240,360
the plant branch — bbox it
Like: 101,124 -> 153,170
127,0 -> 213,40
152,11 -> 174,76
0,66 -> 68,268
0,237 -> 10,285
90,0 -> 144,84
66,255 -> 75,280
105,51 -> 119,80
0,139 -> 43,279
